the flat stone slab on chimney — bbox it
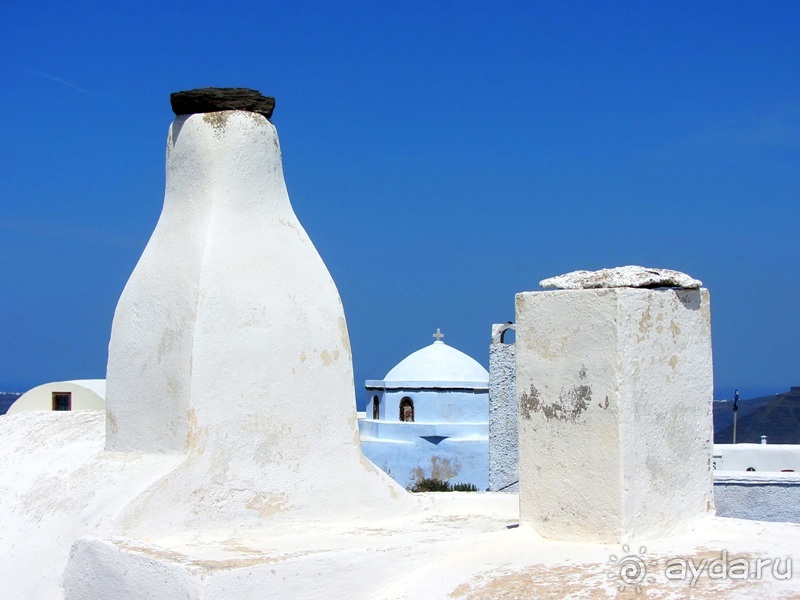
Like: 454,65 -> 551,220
170,87 -> 275,119
540,266 -> 702,290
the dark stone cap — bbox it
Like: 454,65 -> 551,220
170,88 -> 275,120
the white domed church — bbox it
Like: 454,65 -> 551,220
358,330 -> 490,489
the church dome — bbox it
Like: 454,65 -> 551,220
384,339 -> 489,385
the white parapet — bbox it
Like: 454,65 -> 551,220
515,287 -> 714,542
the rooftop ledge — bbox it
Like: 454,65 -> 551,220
365,380 -> 489,391
714,471 -> 800,485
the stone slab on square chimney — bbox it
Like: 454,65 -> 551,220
516,267 -> 714,542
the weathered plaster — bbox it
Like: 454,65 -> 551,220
102,111 -> 413,536
516,287 -> 714,542
62,505 -> 800,599
0,412 -> 182,600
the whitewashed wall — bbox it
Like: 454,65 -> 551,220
366,388 -> 488,423
714,443 -> 800,472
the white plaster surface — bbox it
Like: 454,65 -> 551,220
515,288 -> 714,542
540,265 -> 702,289
488,325 -> 517,492
63,505 -> 800,599
7,380 -> 105,414
105,114 -> 214,453
0,412 -> 181,600
4,411 -> 799,599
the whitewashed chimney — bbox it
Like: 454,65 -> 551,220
516,267 -> 714,542
105,89 -> 409,534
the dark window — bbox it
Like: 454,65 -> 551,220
399,397 -> 414,422
52,392 -> 72,411
372,395 -> 380,420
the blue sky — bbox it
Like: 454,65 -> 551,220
1,1 -> 798,405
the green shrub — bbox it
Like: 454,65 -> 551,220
407,478 -> 479,492
451,482 -> 478,492
407,477 -> 452,492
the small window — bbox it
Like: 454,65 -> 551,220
399,397 -> 414,422
52,392 -> 72,411
372,395 -> 380,420
500,327 -> 515,344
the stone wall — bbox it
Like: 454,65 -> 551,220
715,472 -> 800,523
488,324 -> 517,492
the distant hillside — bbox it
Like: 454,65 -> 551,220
713,395 -> 773,437
0,392 -> 22,415
714,387 -> 800,444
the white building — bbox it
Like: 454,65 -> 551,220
7,380 -> 105,414
714,443 -> 800,472
359,330 -> 490,489
713,443 -> 800,523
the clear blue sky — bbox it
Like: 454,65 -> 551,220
1,1 -> 798,405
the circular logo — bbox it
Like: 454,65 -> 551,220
618,553 -> 647,584
608,545 -> 655,594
